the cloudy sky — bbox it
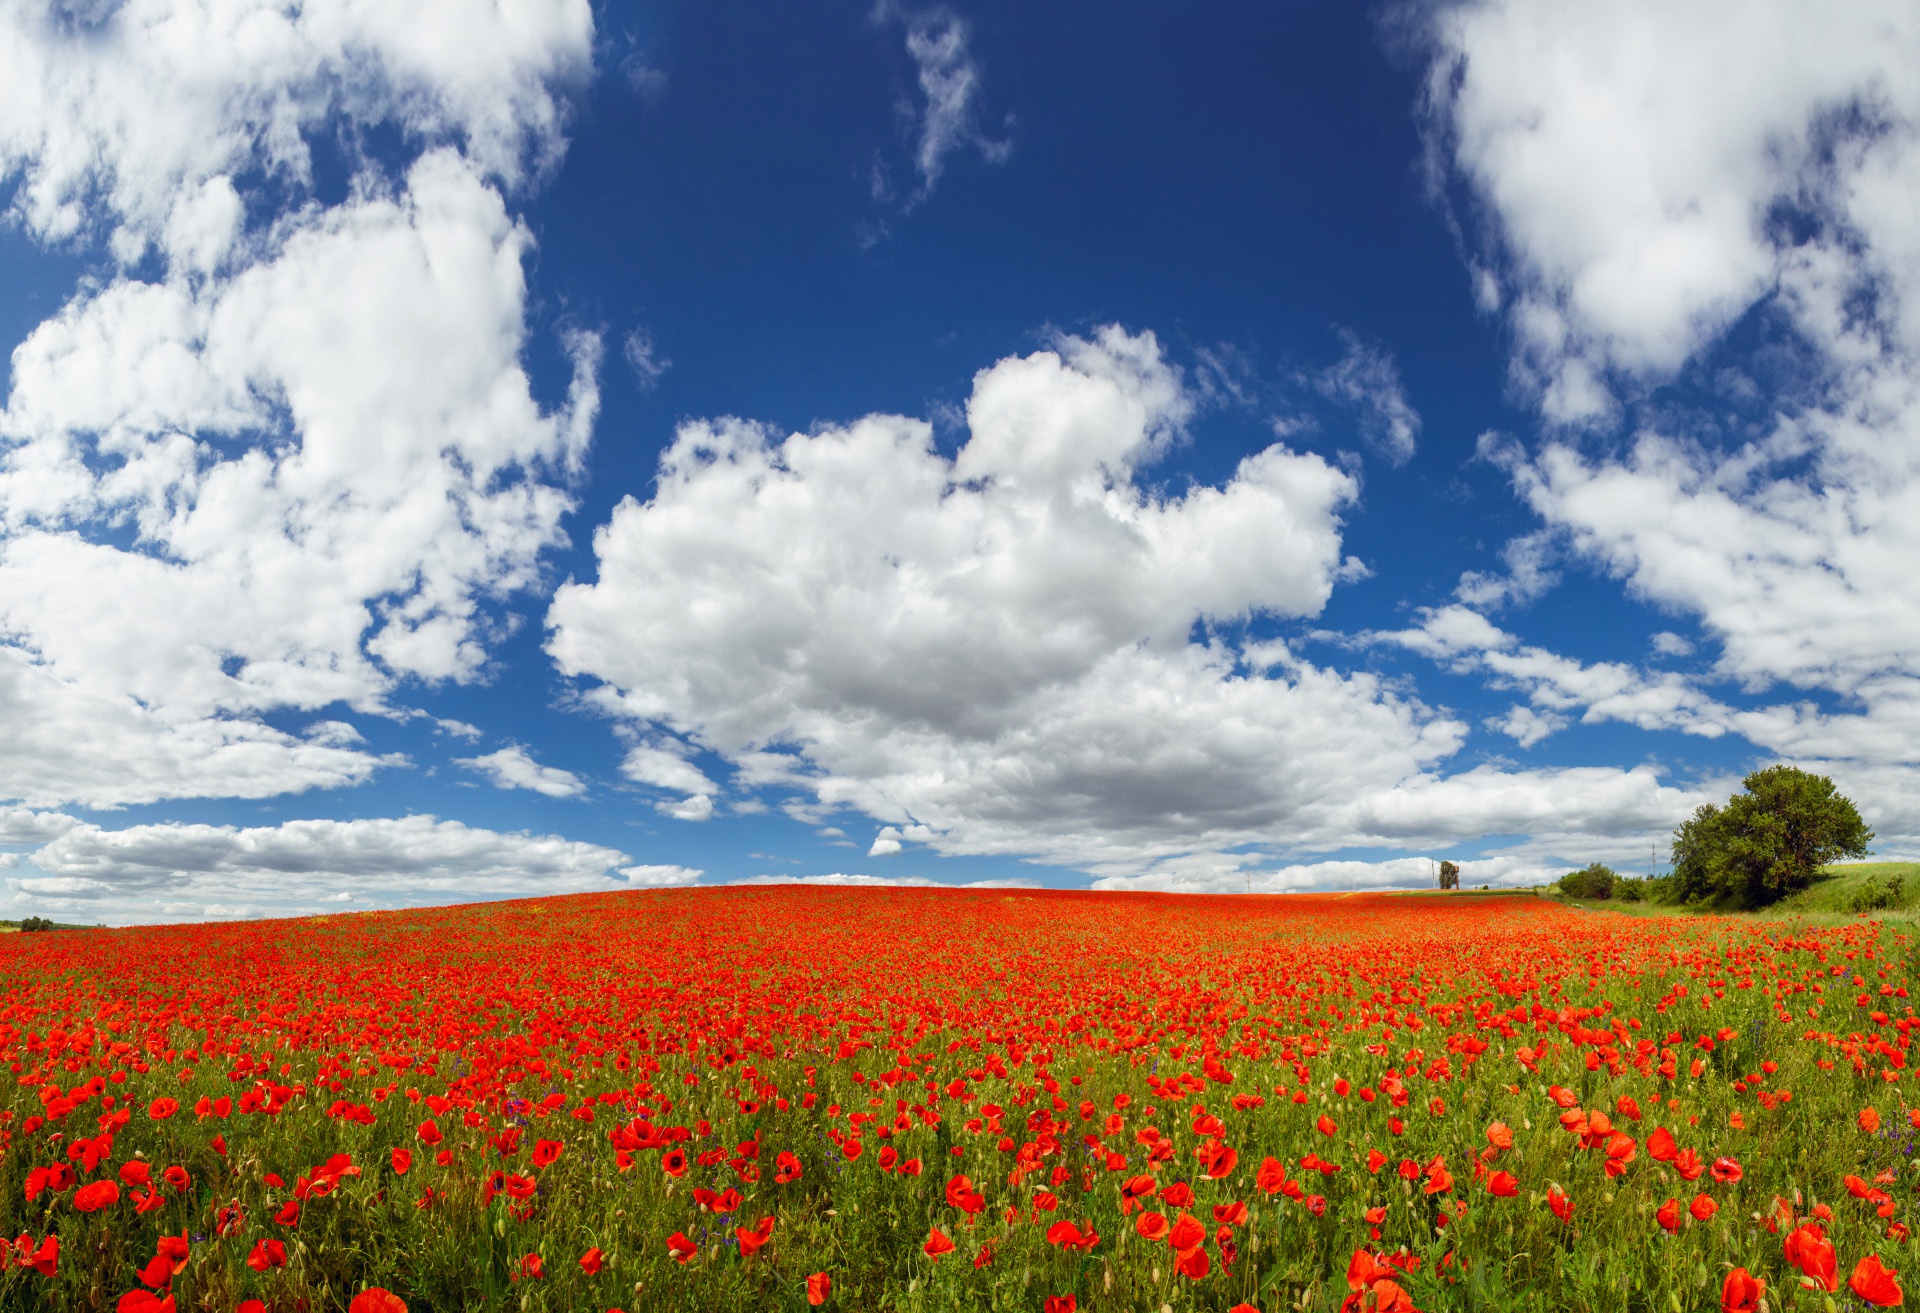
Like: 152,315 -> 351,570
3,0 -> 1917,923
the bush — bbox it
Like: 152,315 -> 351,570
1614,877 -> 1648,903
18,915 -> 55,932
1670,765 -> 1874,905
1848,874 -> 1906,914
1558,863 -> 1617,900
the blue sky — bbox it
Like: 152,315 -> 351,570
2,0 -> 1917,922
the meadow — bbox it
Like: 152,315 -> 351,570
1,885 -> 1914,1312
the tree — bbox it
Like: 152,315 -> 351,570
1558,863 -> 1617,900
18,916 -> 55,932
1669,765 -> 1873,905
1438,861 -> 1460,891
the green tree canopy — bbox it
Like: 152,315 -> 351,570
1669,765 -> 1873,904
1558,863 -> 1617,899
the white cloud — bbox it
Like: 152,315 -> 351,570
1453,530 -> 1557,610
1414,1 -> 1920,830
868,830 -> 903,856
1423,0 -> 1920,420
9,814 -> 640,922
1315,328 -> 1421,466
1486,704 -> 1565,748
0,0 -> 593,253
656,794 -> 714,823
727,871 -> 1037,889
623,327 -> 670,390
455,744 -> 585,798
551,325 -> 1695,874
0,1 -> 601,809
876,2 -> 1011,204
616,863 -> 702,886
0,808 -> 78,845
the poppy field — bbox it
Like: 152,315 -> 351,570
1,886 -> 1917,1312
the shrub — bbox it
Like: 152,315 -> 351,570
1848,874 -> 1906,914
1613,877 -> 1647,903
18,916 -> 55,933
1558,863 -> 1617,900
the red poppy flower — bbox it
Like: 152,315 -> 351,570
519,1254 -> 544,1280
1486,1170 -> 1519,1197
579,1247 -> 604,1276
147,1098 -> 179,1121
1655,1198 -> 1681,1233
1721,1268 -> 1764,1313
807,1273 -> 831,1306
1785,1223 -> 1839,1291
1709,1157 -> 1743,1185
415,1120 -> 442,1146
1045,1220 -> 1100,1253
1043,1298 -> 1076,1313
1546,1185 -> 1574,1222
391,1148 -> 412,1176
1851,1254 -> 1904,1307
1690,1194 -> 1718,1223
531,1140 -> 563,1169
661,1149 -> 688,1178
1173,1244 -> 1209,1280
666,1232 -> 697,1264
775,1151 -> 803,1183
73,1181 -> 120,1213
923,1228 -> 955,1259
348,1291 -> 408,1313
161,1166 -> 190,1193
20,1234 -> 58,1278
247,1240 -> 288,1273
1167,1212 -> 1206,1252
1136,1211 -> 1170,1241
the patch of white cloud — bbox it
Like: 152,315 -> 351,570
727,871 -> 1038,889
0,808 -> 78,845
1425,2 -> 1920,728
623,327 -> 671,390
6,814 -> 643,923
455,744 -> 585,798
1650,631 -> 1695,659
550,325 -> 1700,877
1315,328 -> 1421,466
875,2 -> 1011,205
1453,529 -> 1557,610
0,0 -> 601,810
0,0 -> 592,253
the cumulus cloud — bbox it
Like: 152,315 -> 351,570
875,2 -> 1010,205
455,744 -> 585,798
7,814 -> 646,922
0,808 -> 78,845
550,325 -> 1696,875
0,0 -> 592,253
1422,1 -> 1920,804
0,0 -> 600,809
1315,328 -> 1421,465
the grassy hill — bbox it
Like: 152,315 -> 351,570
1769,861 -> 1920,913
